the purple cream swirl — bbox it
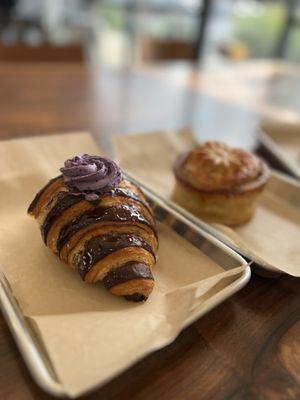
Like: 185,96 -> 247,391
60,154 -> 123,201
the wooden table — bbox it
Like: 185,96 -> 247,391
0,61 -> 300,400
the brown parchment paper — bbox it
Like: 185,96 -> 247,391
114,129 -> 300,276
0,132 -> 245,397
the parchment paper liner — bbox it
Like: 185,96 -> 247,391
0,132 -> 247,397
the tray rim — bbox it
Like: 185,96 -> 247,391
0,175 -> 251,398
258,127 -> 300,179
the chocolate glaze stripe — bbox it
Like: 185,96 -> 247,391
103,262 -> 153,290
27,175 -> 62,214
41,192 -> 84,243
77,233 -> 155,278
57,204 -> 157,252
109,187 -> 153,215
124,294 -> 147,302
28,177 -> 148,216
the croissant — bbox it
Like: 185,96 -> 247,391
28,154 -> 158,302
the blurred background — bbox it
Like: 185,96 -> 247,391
1,0 -> 300,167
0,0 -> 299,66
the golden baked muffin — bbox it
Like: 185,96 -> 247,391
173,141 -> 269,226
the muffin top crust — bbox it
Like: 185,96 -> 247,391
174,141 -> 268,192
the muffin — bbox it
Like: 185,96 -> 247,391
173,141 -> 269,226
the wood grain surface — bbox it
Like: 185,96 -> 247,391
0,62 -> 299,400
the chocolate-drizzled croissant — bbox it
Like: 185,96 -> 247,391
28,155 -> 158,302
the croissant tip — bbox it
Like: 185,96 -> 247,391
27,204 -> 34,215
125,293 -> 148,302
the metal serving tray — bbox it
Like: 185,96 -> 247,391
258,127 -> 300,180
135,170 -> 300,277
0,179 -> 250,398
